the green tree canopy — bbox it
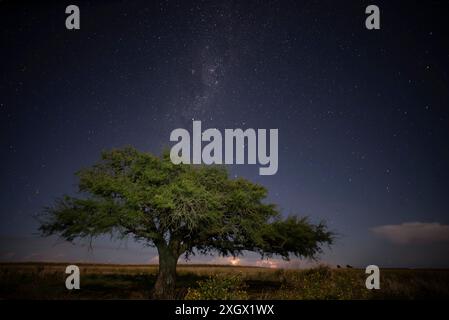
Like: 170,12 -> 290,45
40,147 -> 333,298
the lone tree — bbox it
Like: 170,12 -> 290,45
39,147 -> 333,299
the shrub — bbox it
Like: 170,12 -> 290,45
185,273 -> 248,300
274,265 -> 370,300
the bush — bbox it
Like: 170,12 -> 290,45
274,265 -> 370,300
185,273 -> 248,300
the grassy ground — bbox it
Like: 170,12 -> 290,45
1,262 -> 448,299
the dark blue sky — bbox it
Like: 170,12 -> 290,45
1,0 -> 449,268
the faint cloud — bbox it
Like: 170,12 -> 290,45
3,252 -> 15,259
255,259 -> 279,269
372,222 -> 449,245
208,256 -> 242,265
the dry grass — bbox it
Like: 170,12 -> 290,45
1,262 -> 448,300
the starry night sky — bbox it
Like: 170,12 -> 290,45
1,0 -> 449,267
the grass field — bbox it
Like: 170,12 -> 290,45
1,262 -> 449,299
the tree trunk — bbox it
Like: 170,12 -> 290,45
153,245 -> 179,299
